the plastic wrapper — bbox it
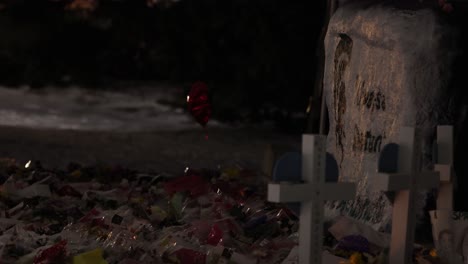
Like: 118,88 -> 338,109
72,248 -> 108,264
55,185 -> 82,198
334,235 -> 371,254
206,246 -> 256,264
328,215 -> 390,248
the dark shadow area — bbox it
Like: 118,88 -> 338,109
447,7 -> 468,212
0,0 -> 326,132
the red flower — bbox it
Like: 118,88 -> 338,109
172,248 -> 206,264
206,224 -> 224,245
33,240 -> 67,264
164,174 -> 210,197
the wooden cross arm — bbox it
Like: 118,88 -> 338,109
267,182 -> 356,203
434,164 -> 452,182
374,172 -> 440,191
373,173 -> 410,191
267,183 -> 316,203
419,171 -> 441,189
321,182 -> 356,200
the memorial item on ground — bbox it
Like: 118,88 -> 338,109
0,158 -> 440,263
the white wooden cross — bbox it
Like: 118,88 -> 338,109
434,126 -> 454,211
373,127 -> 440,264
267,134 -> 356,264
428,126 -> 455,254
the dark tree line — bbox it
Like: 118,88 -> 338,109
0,0 -> 326,126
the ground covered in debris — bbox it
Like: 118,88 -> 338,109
0,159 -> 442,264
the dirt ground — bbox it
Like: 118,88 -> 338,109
0,125 -> 300,174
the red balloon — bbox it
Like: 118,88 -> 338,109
187,81 -> 212,127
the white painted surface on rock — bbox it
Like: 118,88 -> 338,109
323,3 -> 455,229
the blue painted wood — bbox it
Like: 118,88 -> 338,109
272,152 -> 302,182
433,141 -> 438,164
271,152 -> 341,215
326,153 -> 339,183
378,143 -> 399,173
272,152 -> 302,215
378,143 -> 399,204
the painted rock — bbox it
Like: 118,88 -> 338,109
323,2 -> 456,229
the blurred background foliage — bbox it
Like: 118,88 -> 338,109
0,0 -> 326,129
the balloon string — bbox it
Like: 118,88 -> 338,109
204,126 -> 209,140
